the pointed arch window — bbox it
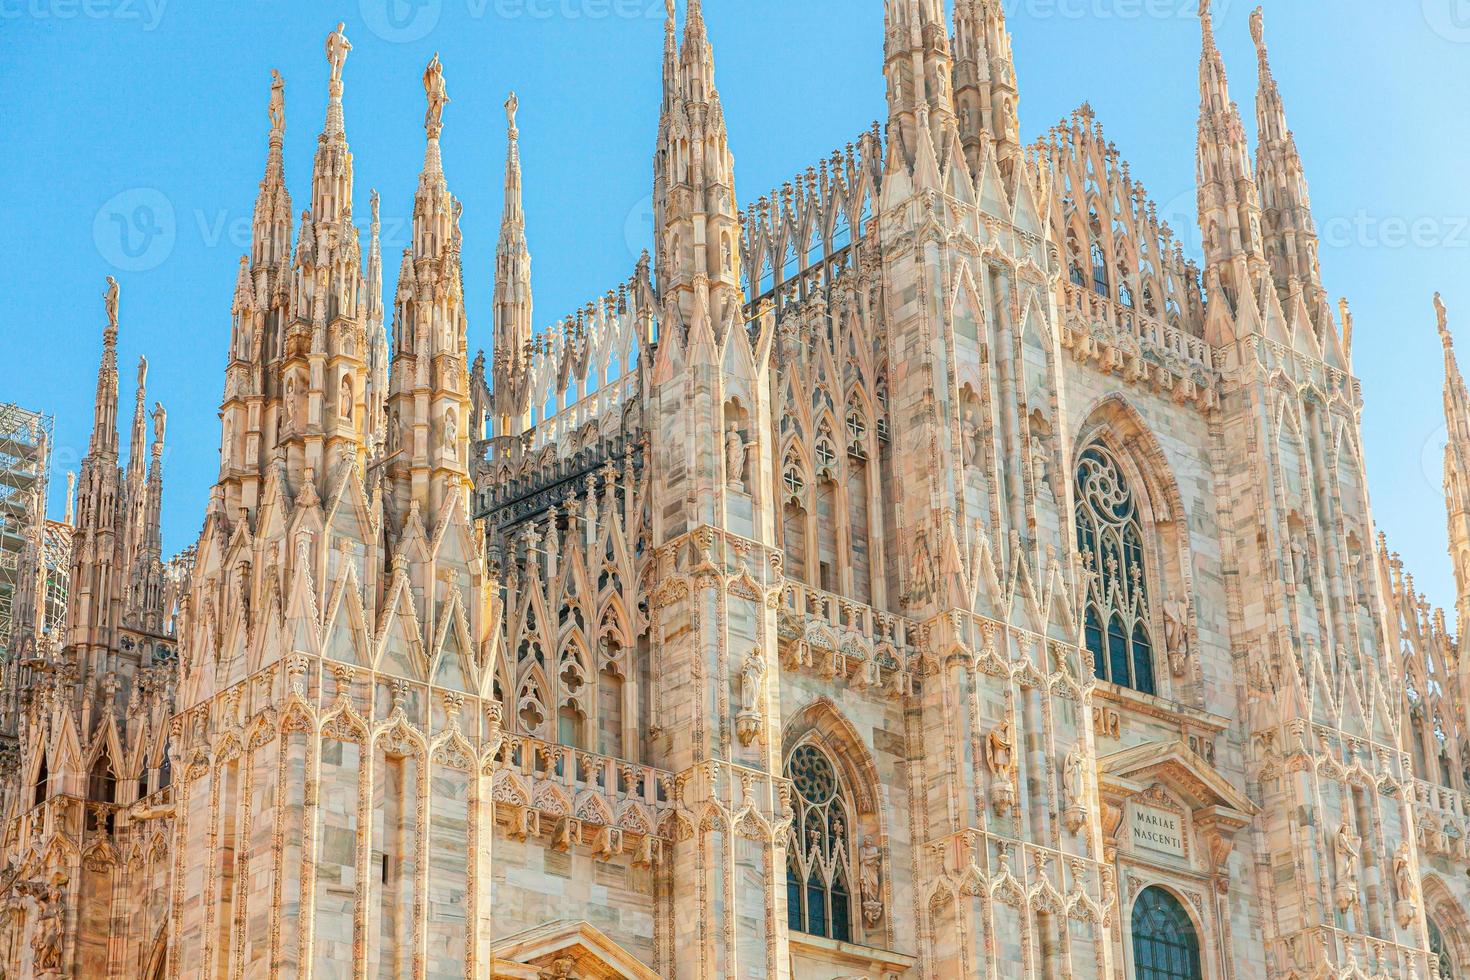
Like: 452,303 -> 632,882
1076,445 -> 1158,695
785,743 -> 854,943
1132,886 -> 1202,980
1091,243 -> 1110,298
1431,915 -> 1456,979
33,751 -> 48,808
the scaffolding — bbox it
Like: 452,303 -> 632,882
0,403 -> 53,650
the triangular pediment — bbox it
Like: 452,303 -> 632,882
1098,739 -> 1257,816
492,919 -> 658,979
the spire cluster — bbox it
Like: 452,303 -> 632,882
69,279 -> 170,686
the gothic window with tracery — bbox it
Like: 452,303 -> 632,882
783,463 -> 806,498
815,437 -> 837,472
845,411 -> 867,455
1431,915 -> 1456,979
1132,886 -> 1202,980
785,743 -> 854,943
1091,243 -> 1110,298
1076,445 -> 1157,695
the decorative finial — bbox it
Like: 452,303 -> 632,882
1437,292 -> 1452,348
423,52 -> 449,138
104,276 -> 119,331
268,69 -> 285,134
326,23 -> 350,86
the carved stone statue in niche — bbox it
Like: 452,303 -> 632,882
1164,592 -> 1190,677
962,409 -> 979,470
1393,842 -> 1417,926
1290,532 -> 1310,592
986,721 -> 1016,815
1030,435 -> 1051,495
339,376 -> 353,428
725,422 -> 747,491
859,835 -> 883,925
444,408 -> 459,456
1063,742 -> 1087,832
734,648 -> 764,747
1333,823 -> 1360,911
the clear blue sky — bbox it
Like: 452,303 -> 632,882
3,0 -> 1468,616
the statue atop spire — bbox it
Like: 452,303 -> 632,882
1438,292 -> 1452,348
104,276 -> 119,333
268,68 -> 284,135
326,22 -> 350,88
424,52 -> 449,138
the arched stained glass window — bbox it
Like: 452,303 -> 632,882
1132,886 -> 1202,980
785,743 -> 854,943
1076,445 -> 1158,694
1431,915 -> 1456,979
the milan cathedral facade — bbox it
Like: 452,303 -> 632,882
3,2 -> 1470,977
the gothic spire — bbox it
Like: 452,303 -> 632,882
1195,0 -> 1265,333
661,0 -> 678,112
387,52 -> 471,521
143,401 -> 166,564
312,22 -> 354,226
654,0 -> 742,333
494,92 -> 533,435
1251,7 -> 1326,322
253,69 -> 293,268
126,356 -> 149,496
884,0 -> 958,173
91,277 -> 121,458
1438,294 -> 1470,631
278,21 -> 369,495
409,52 -> 454,273
366,189 -> 388,455
952,0 -> 1020,177
1440,294 -> 1470,475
